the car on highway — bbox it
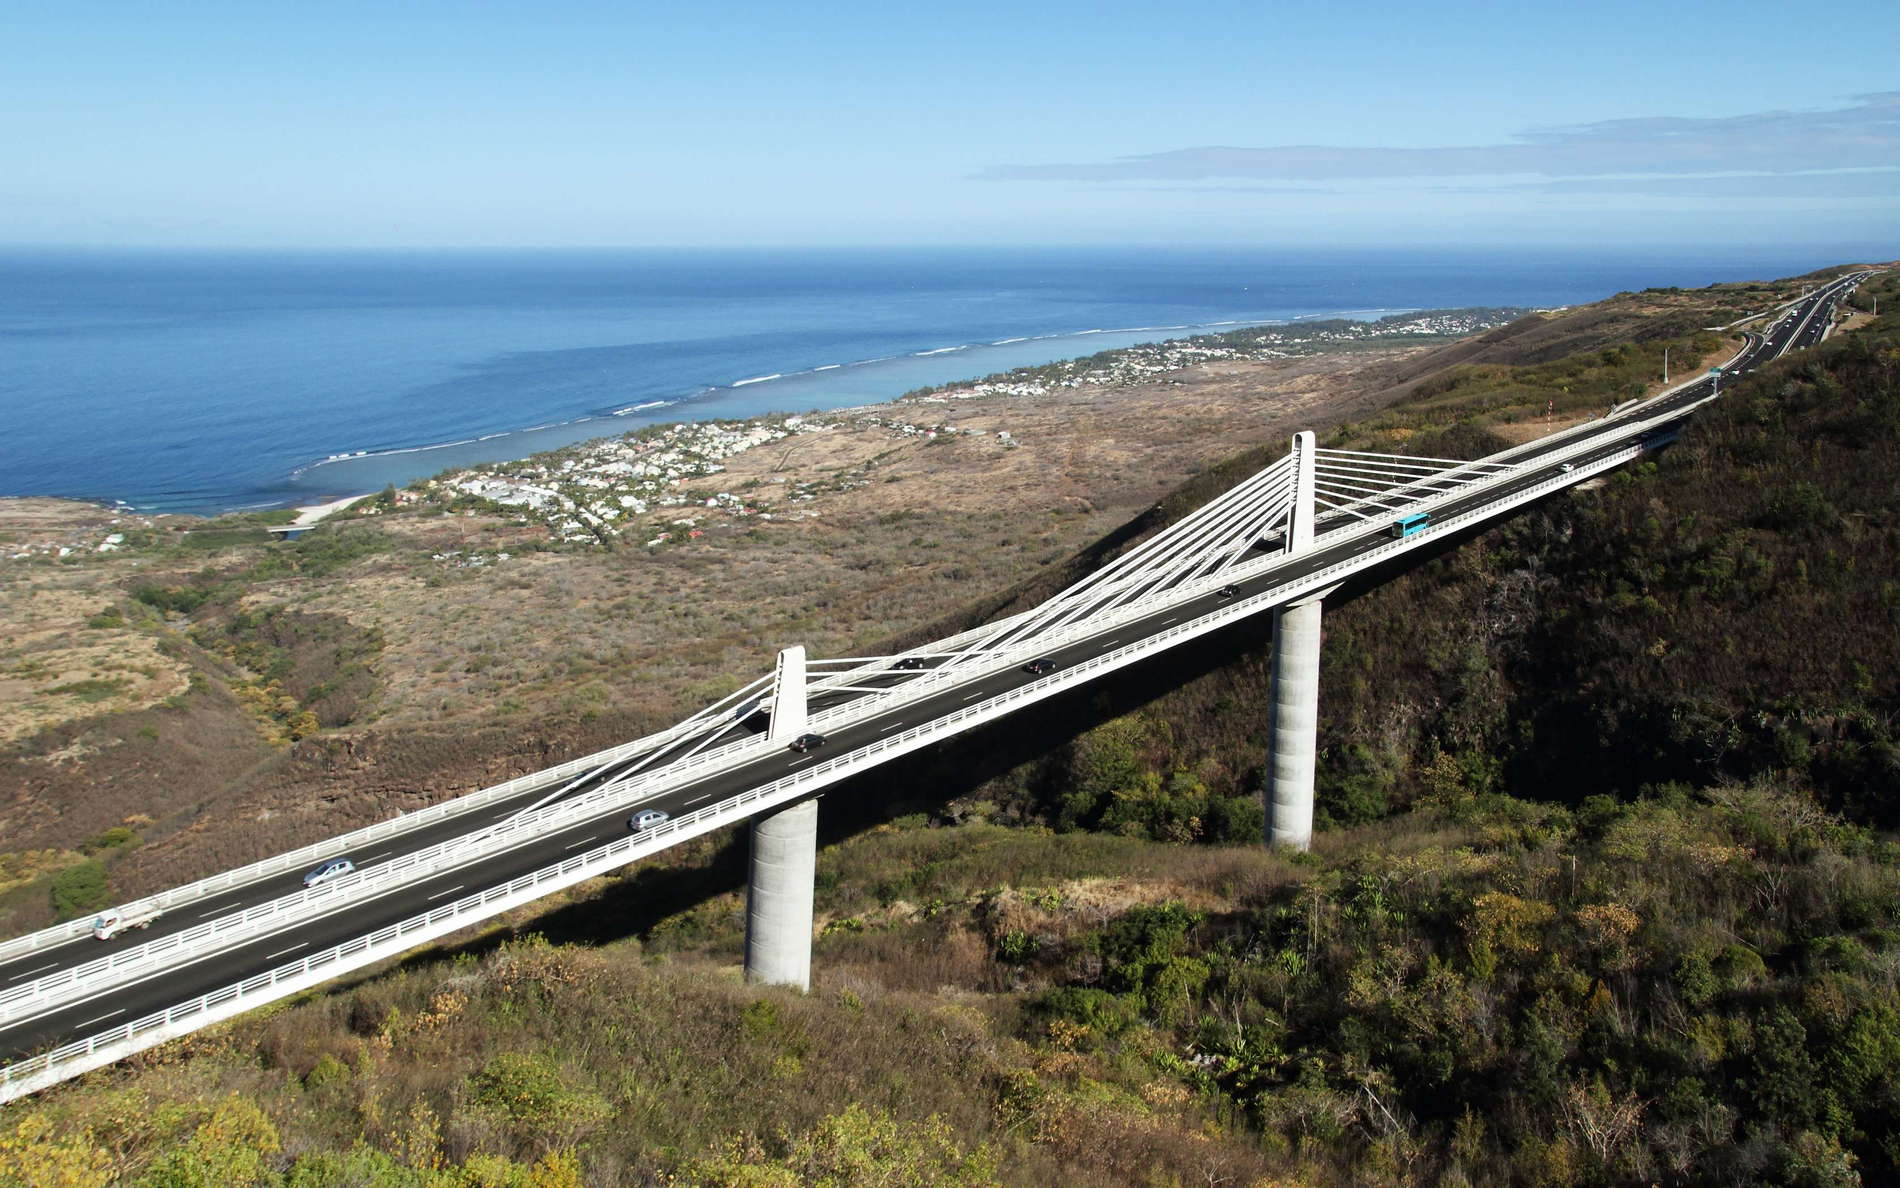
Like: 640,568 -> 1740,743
302,858 -> 355,887
788,732 -> 827,753
1559,462 -> 1574,472
893,656 -> 928,670
1217,584 -> 1239,600
1022,657 -> 1058,675
627,809 -> 670,832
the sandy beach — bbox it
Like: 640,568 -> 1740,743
289,492 -> 375,527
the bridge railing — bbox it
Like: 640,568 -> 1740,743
0,676 -> 799,966
8,276 -> 1874,1101
0,409 -> 1679,1101
5,313 -> 1762,979
0,390 -> 1707,1028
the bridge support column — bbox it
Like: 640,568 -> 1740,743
1267,597 -> 1322,851
745,798 -> 818,990
1266,431 -> 1322,851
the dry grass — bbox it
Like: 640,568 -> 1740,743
0,572 -> 188,746
0,340 -> 1430,913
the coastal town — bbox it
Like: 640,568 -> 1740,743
0,307 -> 1529,564
400,307 -> 1526,550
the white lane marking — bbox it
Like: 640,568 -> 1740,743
880,721 -> 903,732
75,1008 -> 125,1031
426,884 -> 465,902
564,836 -> 597,849
791,757 -> 817,766
6,962 -> 57,982
365,851 -> 393,862
963,691 -> 985,700
686,793 -> 713,804
266,941 -> 308,960
199,907 -> 228,918
1161,617 -> 1178,625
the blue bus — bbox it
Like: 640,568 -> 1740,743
1390,512 -> 1430,539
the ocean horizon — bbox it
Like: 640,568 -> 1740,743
0,244 -> 1856,515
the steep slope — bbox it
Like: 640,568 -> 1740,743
5,267 -> 1897,1187
936,271 -> 1900,840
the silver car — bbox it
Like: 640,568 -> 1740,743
628,809 -> 670,833
303,858 -> 354,887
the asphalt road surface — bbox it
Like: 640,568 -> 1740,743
0,272 -> 1872,1062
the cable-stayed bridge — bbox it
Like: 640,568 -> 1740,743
0,270 -> 1874,1102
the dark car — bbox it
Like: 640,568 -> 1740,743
1021,658 -> 1057,675
1216,584 -> 1239,600
893,656 -> 928,670
788,732 -> 827,753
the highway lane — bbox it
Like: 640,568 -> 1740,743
0,719 -> 729,985
0,273 -> 1871,1061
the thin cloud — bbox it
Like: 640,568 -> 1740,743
1092,184 -> 1341,195
979,93 -> 1900,183
1502,170 -> 1900,199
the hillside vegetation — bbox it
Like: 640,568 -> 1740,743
0,338 -> 1414,940
4,265 -> 1898,1186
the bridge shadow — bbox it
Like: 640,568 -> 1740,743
386,510 -> 1530,973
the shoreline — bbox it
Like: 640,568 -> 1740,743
277,305 -> 1516,518
277,312 -> 1324,495
403,307 -> 1523,549
5,305 -> 1510,522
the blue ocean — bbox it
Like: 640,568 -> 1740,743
0,245 -> 1847,514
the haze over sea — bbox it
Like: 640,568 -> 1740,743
0,245 -> 1846,515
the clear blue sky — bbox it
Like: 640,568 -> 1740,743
4,0 -> 1895,249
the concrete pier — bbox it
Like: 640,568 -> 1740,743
744,798 -> 818,990
1266,598 -> 1322,851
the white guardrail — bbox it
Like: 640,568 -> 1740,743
0,388 -> 1687,1028
0,391 -> 1711,1030
2,278 -> 1869,1100
0,712 -> 764,967
1,291 -> 1791,978
0,484 -> 1204,972
0,407 -> 1666,1101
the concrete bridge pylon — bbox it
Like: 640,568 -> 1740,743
746,646 -> 817,989
1267,432 -> 1321,852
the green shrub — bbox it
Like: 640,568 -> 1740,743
79,827 -> 139,856
995,930 -> 1036,964
467,1052 -> 611,1139
1038,987 -> 1140,1039
49,861 -> 110,920
133,584 -> 212,615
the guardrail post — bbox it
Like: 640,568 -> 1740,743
1266,596 -> 1322,851
767,646 -> 808,743
744,798 -> 817,990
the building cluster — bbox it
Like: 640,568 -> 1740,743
422,418 -> 809,546
429,548 -> 513,570
2,516 -> 145,564
419,408 -> 1009,550
415,309 -> 1518,551
907,309 -> 1523,404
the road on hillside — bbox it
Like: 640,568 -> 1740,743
0,271 -> 1874,1061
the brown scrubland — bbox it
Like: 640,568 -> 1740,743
4,263 -> 1896,1185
